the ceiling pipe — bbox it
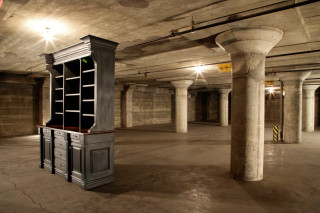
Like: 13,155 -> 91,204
117,0 -> 318,51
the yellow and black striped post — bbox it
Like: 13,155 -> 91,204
273,125 -> 279,142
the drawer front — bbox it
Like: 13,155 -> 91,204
43,128 -> 52,138
55,138 -> 67,150
54,130 -> 64,137
55,159 -> 67,172
43,128 -> 50,133
54,147 -> 67,161
71,133 -> 80,140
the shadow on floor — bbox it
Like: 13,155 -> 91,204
93,164 -> 230,195
236,179 -> 316,213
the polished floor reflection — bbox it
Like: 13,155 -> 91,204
1,122 -> 319,213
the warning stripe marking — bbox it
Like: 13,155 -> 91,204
273,125 -> 279,142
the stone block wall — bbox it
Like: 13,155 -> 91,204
265,94 -> 280,122
132,87 -> 171,126
316,88 -> 319,125
0,74 -> 42,137
40,77 -> 50,125
208,91 -> 219,121
114,86 -> 123,128
187,92 -> 196,121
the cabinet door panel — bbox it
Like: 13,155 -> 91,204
44,138 -> 51,161
72,147 -> 82,174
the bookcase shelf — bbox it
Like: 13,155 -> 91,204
82,114 -> 95,117
83,84 -> 95,88
39,35 -> 118,190
65,110 -> 80,113
83,99 -> 94,102
82,69 -> 95,73
66,76 -> 80,81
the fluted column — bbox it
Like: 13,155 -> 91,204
218,88 -> 231,126
171,80 -> 193,133
278,72 -> 311,143
216,27 -> 283,181
303,85 -> 319,132
121,84 -> 136,128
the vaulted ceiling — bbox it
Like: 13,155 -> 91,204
1,0 -> 320,89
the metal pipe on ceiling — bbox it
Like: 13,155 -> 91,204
117,0 -> 319,51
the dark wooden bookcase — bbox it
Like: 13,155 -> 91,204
38,35 -> 118,190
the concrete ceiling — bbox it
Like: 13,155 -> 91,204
1,0 -> 320,89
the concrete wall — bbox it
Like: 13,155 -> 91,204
265,91 -> 320,126
132,87 -> 171,126
316,88 -> 319,125
114,86 -> 123,128
265,94 -> 280,122
195,92 -> 207,120
40,78 -> 50,125
0,74 -> 43,137
208,91 -> 219,121
188,92 -> 196,121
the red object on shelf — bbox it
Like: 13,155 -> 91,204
0,0 -> 3,8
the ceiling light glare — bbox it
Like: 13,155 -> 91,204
267,87 -> 274,94
27,19 -> 66,41
194,65 -> 205,74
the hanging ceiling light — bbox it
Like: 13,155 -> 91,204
267,87 -> 275,94
27,19 -> 66,42
193,65 -> 205,74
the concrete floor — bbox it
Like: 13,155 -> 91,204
1,122 -> 320,213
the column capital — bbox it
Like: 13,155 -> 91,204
124,84 -> 136,93
215,26 -> 283,55
278,71 -> 311,82
218,88 -> 231,94
303,84 -> 319,91
171,80 -> 193,89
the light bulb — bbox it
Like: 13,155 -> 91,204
194,65 -> 204,74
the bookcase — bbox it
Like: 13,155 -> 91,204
38,35 -> 118,190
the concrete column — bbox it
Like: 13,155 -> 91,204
171,80 -> 193,133
216,27 -> 283,181
121,84 -> 136,128
278,72 -> 311,143
302,85 -> 319,132
218,89 -> 231,126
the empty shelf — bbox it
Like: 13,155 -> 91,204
82,114 -> 94,117
66,76 -> 80,80
82,69 -> 95,73
83,84 -> 95,88
55,112 -> 63,115
65,110 -> 80,113
55,75 -> 63,79
66,93 -> 80,96
83,99 -> 94,102
55,88 -> 63,91
55,100 -> 63,103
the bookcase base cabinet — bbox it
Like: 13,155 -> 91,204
71,132 -> 115,190
39,127 -> 115,190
